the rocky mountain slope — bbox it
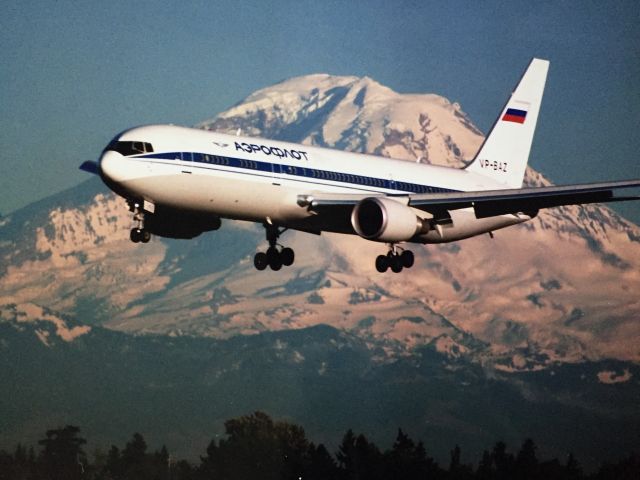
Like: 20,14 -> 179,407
1,73 -> 639,467
1,304 -> 638,468
1,74 -> 639,372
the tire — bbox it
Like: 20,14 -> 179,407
254,252 -> 268,270
400,250 -> 414,268
375,255 -> 389,273
280,248 -> 294,266
266,246 -> 279,263
130,228 -> 141,243
269,256 -> 283,271
141,229 -> 151,243
390,255 -> 403,273
266,246 -> 282,270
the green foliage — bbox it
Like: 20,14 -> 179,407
199,411 -> 334,480
0,416 -> 637,480
38,425 -> 87,480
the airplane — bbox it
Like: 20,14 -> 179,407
80,58 -> 640,273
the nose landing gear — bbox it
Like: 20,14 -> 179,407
128,200 -> 151,243
375,245 -> 414,273
254,224 -> 295,271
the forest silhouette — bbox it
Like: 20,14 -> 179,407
1,412 -> 638,479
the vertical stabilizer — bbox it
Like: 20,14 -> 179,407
466,58 -> 549,189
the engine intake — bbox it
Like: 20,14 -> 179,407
351,197 -> 428,242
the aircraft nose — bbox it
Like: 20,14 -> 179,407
99,150 -> 129,183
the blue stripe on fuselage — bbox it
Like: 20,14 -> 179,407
131,151 -> 455,195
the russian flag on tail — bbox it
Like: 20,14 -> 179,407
502,107 -> 527,124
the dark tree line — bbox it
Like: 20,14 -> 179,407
0,412 -> 638,479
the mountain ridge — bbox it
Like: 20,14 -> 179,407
1,73 -> 639,368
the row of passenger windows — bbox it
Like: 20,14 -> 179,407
171,152 -> 448,194
179,153 -> 230,165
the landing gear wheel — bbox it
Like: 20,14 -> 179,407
281,247 -> 294,267
269,257 -> 283,271
264,247 -> 281,270
127,200 -> 151,244
253,223 -> 295,271
374,246 -> 415,273
266,246 -> 279,263
254,252 -> 268,271
400,250 -> 414,268
390,255 -> 404,273
375,255 -> 389,273
130,228 -> 142,243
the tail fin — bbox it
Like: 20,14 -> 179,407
465,58 -> 549,189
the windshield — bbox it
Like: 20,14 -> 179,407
104,140 -> 154,156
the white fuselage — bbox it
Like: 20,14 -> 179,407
99,124 -> 530,243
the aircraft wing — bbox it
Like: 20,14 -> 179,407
409,179 -> 640,218
301,180 -> 640,220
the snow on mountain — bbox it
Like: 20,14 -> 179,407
0,303 -> 90,346
1,74 -> 639,370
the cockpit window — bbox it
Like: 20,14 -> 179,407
105,140 -> 154,156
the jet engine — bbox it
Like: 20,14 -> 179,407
351,197 -> 429,243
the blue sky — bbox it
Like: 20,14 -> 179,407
1,0 -> 639,221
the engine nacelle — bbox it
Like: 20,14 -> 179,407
351,197 -> 427,242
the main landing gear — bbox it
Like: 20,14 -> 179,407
375,245 -> 414,273
254,224 -> 295,271
128,200 -> 151,244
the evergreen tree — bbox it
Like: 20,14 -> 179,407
491,441 -> 514,480
38,425 -> 87,480
450,444 -> 461,472
383,429 -> 440,480
305,443 -> 339,480
121,432 -> 149,479
476,449 -> 494,480
448,444 -> 473,480
593,452 -> 640,480
514,438 -> 538,479
336,429 -> 384,480
199,411 -> 312,480
103,445 -> 123,479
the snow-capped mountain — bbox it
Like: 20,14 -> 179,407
1,74 -> 639,371
1,74 -> 639,467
